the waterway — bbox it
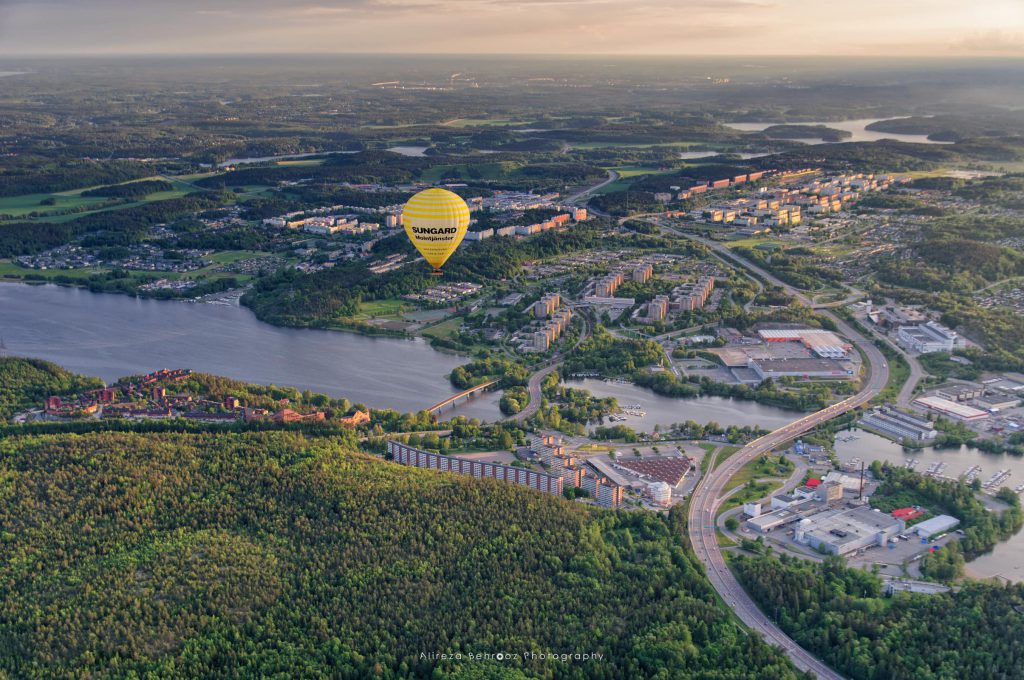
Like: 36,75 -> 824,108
0,283 -> 500,418
567,378 -> 800,431
835,428 -> 1024,582
722,118 -> 953,145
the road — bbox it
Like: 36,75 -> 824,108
564,169 -> 619,205
508,300 -> 592,423
641,220 -> 890,679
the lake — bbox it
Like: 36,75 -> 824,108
0,283 -> 501,418
722,118 -> 953,145
835,428 -> 1024,582
567,378 -> 801,431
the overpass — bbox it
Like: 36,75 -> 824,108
426,380 -> 498,414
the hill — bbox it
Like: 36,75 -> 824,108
0,357 -> 103,420
0,429 -> 806,679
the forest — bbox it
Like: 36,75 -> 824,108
732,552 -> 1024,680
0,358 -> 103,420
0,428 -> 808,679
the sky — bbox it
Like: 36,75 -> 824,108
0,0 -> 1022,57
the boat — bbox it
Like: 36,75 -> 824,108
961,465 -> 981,481
983,469 -> 1011,488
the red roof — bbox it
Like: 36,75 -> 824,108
892,507 -> 925,520
805,478 -> 821,488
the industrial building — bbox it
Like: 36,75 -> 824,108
896,321 -> 961,354
748,357 -> 852,380
859,406 -> 938,442
745,507 -> 805,534
757,328 -> 851,359
794,506 -> 905,556
913,396 -> 990,421
912,515 -> 960,538
388,440 -> 563,496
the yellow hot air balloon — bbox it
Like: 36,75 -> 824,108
402,188 -> 470,275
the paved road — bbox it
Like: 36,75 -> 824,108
644,221 -> 891,679
508,301 -> 592,423
564,169 -> 619,205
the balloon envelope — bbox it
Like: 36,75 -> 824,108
402,188 -> 470,273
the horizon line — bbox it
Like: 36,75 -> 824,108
3,51 -> 1024,60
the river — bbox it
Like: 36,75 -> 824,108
835,428 -> 1024,582
567,378 -> 800,431
722,118 -> 953,145
0,283 -> 500,418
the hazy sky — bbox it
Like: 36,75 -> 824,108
1,0 -> 1022,56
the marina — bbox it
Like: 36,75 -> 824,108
835,428 -> 1024,581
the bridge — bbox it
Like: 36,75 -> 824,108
426,379 -> 498,414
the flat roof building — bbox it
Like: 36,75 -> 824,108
860,406 -> 938,442
912,514 -> 960,538
795,505 -> 904,556
897,321 -> 961,354
748,357 -> 852,380
913,396 -> 989,421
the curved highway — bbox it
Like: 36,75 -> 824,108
646,221 -> 890,679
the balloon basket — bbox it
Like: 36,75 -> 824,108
430,269 -> 443,277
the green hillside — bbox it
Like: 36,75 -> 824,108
0,429 -> 805,679
0,357 -> 103,420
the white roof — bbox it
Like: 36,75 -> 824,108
912,514 -> 960,537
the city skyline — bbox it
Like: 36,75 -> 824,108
1,0 -> 1022,57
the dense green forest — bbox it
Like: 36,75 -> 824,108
732,552 -> 1024,680
80,179 -> 175,199
0,429 -> 807,679
0,358 -> 103,420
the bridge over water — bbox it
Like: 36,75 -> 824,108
426,379 -> 498,414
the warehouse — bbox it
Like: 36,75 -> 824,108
912,514 -> 960,539
748,357 -> 852,379
758,328 -> 851,359
913,396 -> 989,421
794,505 -> 905,555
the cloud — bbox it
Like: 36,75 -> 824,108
952,31 -> 1024,54
0,0 -> 1018,56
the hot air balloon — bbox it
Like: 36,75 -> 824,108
402,188 -> 470,275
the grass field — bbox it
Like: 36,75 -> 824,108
724,237 -> 782,250
355,298 -> 409,319
712,445 -> 740,471
204,250 -> 272,265
419,316 -> 464,340
0,175 -> 203,224
0,260 -> 107,279
724,454 -> 793,492
0,257 -> 253,286
593,164 -> 678,194
719,480 -> 784,515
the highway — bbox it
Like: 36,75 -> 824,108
564,169 -> 619,205
644,220 -> 890,679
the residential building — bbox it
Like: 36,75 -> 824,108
388,440 -> 563,496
